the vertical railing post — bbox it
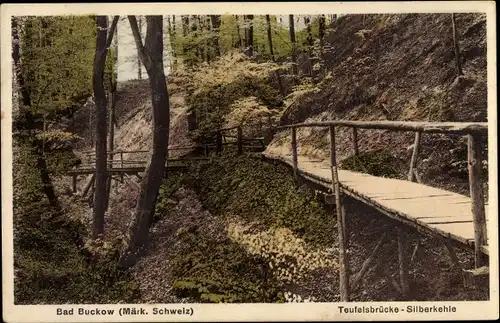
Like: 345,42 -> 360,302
352,127 -> 359,157
120,152 -> 124,182
216,130 -> 223,154
398,227 -> 409,298
291,127 -> 298,181
237,126 -> 243,154
72,175 -> 77,193
408,132 -> 421,182
329,125 -> 350,302
467,134 -> 487,268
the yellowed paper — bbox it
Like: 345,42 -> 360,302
1,2 -> 497,322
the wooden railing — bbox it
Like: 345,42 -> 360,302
276,120 -> 489,301
79,147 -> 199,169
78,125 -> 266,169
214,126 -> 266,154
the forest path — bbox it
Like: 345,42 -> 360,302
263,151 -> 489,254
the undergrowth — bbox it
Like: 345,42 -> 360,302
171,231 -> 284,303
187,153 -> 335,247
181,54 -> 284,144
13,144 -> 140,304
154,153 -> 336,303
340,149 -> 405,178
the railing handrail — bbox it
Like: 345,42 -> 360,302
275,120 -> 488,135
81,146 -> 200,155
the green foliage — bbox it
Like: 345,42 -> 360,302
340,149 -> 405,178
185,154 -> 335,247
154,173 -> 185,221
13,143 -> 140,304
15,16 -> 115,155
19,16 -> 97,119
188,78 -> 281,142
171,232 -> 283,303
155,154 -> 332,303
171,15 -> 323,66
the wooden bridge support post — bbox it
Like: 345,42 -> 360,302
397,227 -> 409,299
408,132 -> 421,182
291,127 -> 299,181
351,233 -> 386,290
329,125 -> 350,302
351,127 -> 359,157
467,134 -> 487,268
72,175 -> 77,193
82,174 -> 96,198
216,130 -> 223,155
119,152 -> 124,182
237,126 -> 243,154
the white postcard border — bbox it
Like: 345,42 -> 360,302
1,2 -> 498,322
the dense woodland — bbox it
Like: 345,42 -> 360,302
12,13 -> 488,304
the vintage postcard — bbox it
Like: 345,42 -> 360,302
1,1 -> 498,322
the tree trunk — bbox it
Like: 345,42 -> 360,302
289,14 -> 298,83
138,16 -> 143,79
12,17 -> 61,212
304,16 -> 314,76
234,15 -> 242,49
92,15 -> 119,238
245,15 -> 254,57
266,15 -> 284,96
120,15 -> 170,268
167,16 -> 177,70
105,25 -> 118,210
191,15 -> 201,63
318,14 -> 326,55
181,15 -> 189,56
451,14 -> 463,77
210,15 -> 221,57
198,15 -> 209,62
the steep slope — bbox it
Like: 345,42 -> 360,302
268,13 -> 487,195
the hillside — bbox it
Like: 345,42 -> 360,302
269,13 -> 487,195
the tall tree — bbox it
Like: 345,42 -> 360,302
137,16 -> 143,79
106,19 -> 119,210
92,15 -> 119,238
318,14 -> 326,50
12,16 -> 95,211
451,14 -> 463,77
210,15 -> 222,57
266,15 -> 284,95
181,15 -> 189,56
191,15 -> 201,63
120,15 -> 171,268
12,17 -> 61,211
234,15 -> 243,49
167,16 -> 177,70
304,15 -> 314,76
289,14 -> 298,83
244,15 -> 254,57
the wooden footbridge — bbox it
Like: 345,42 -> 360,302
65,125 -> 266,196
264,120 -> 490,301
65,120 -> 490,301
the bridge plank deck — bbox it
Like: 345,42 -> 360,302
263,152 -> 489,254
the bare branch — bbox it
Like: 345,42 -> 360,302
105,16 -> 120,50
128,15 -> 153,69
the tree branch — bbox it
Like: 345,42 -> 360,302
106,15 -> 120,50
128,15 -> 153,69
